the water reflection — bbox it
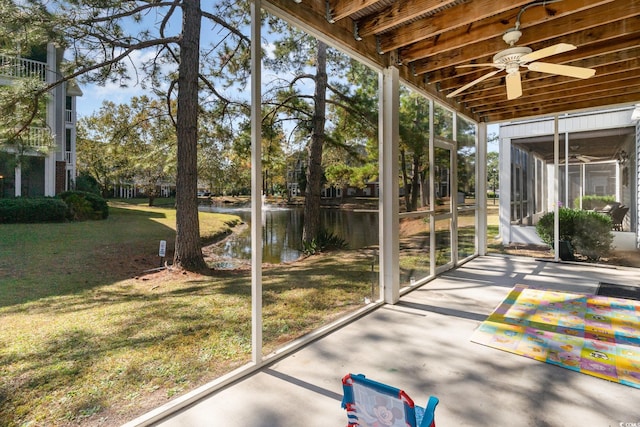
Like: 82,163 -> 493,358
200,203 -> 379,264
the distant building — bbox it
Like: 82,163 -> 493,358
0,43 -> 82,197
286,155 -> 305,197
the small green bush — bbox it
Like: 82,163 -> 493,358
0,197 -> 68,223
574,195 -> 616,210
62,193 -> 95,221
75,173 -> 102,195
536,207 -> 612,261
58,191 -> 109,220
536,207 -> 577,244
572,211 -> 613,260
302,229 -> 348,255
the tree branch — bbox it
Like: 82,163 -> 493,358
74,2 -> 181,25
201,10 -> 250,43
35,37 -> 180,101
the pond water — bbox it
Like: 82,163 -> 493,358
200,203 -> 379,265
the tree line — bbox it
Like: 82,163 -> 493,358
1,0 -> 482,272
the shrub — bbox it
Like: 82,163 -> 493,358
574,195 -> 616,210
536,207 -> 577,244
302,229 -> 348,255
75,173 -> 102,195
62,193 -> 95,221
536,207 -> 612,261
572,211 -> 613,260
58,191 -> 109,220
0,197 -> 68,223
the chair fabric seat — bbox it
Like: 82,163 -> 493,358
342,373 -> 438,427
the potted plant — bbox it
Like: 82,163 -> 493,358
535,207 -> 613,261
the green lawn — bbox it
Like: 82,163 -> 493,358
0,200 -> 372,426
0,200 -> 239,306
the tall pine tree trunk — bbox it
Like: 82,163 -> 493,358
174,0 -> 207,271
410,154 -> 420,211
400,148 -> 411,211
302,40 -> 328,244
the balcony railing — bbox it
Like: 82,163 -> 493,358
65,109 -> 75,123
1,127 -> 52,149
0,54 -> 47,80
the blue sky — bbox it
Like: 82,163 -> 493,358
77,50 -> 164,118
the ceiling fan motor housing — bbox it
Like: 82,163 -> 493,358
493,46 -> 533,66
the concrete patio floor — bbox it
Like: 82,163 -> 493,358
146,255 -> 640,427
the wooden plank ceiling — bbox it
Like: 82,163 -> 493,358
263,0 -> 640,123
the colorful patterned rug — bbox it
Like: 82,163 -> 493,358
471,285 -> 640,388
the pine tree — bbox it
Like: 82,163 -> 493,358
0,0 -> 250,271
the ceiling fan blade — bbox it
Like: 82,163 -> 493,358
446,69 -> 500,98
527,62 -> 596,79
576,155 -> 592,163
506,71 -> 522,100
520,43 -> 576,63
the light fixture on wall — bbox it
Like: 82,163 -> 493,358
631,104 -> 640,121
618,150 -> 629,165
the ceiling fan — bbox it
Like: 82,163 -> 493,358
561,154 -> 603,163
446,27 -> 596,100
559,145 -> 605,163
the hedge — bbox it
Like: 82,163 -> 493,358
0,197 -> 68,223
58,190 -> 109,220
0,192 -> 109,223
536,207 -> 613,261
574,195 -> 616,210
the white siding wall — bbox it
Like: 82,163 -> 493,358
637,120 -> 640,248
44,43 -> 58,197
500,108 -> 637,139
498,137 -> 511,243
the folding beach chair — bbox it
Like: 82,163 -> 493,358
341,373 -> 439,427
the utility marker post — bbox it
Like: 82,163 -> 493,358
158,240 -> 167,267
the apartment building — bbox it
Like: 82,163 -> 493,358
0,42 -> 81,198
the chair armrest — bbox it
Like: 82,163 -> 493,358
418,396 -> 439,427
